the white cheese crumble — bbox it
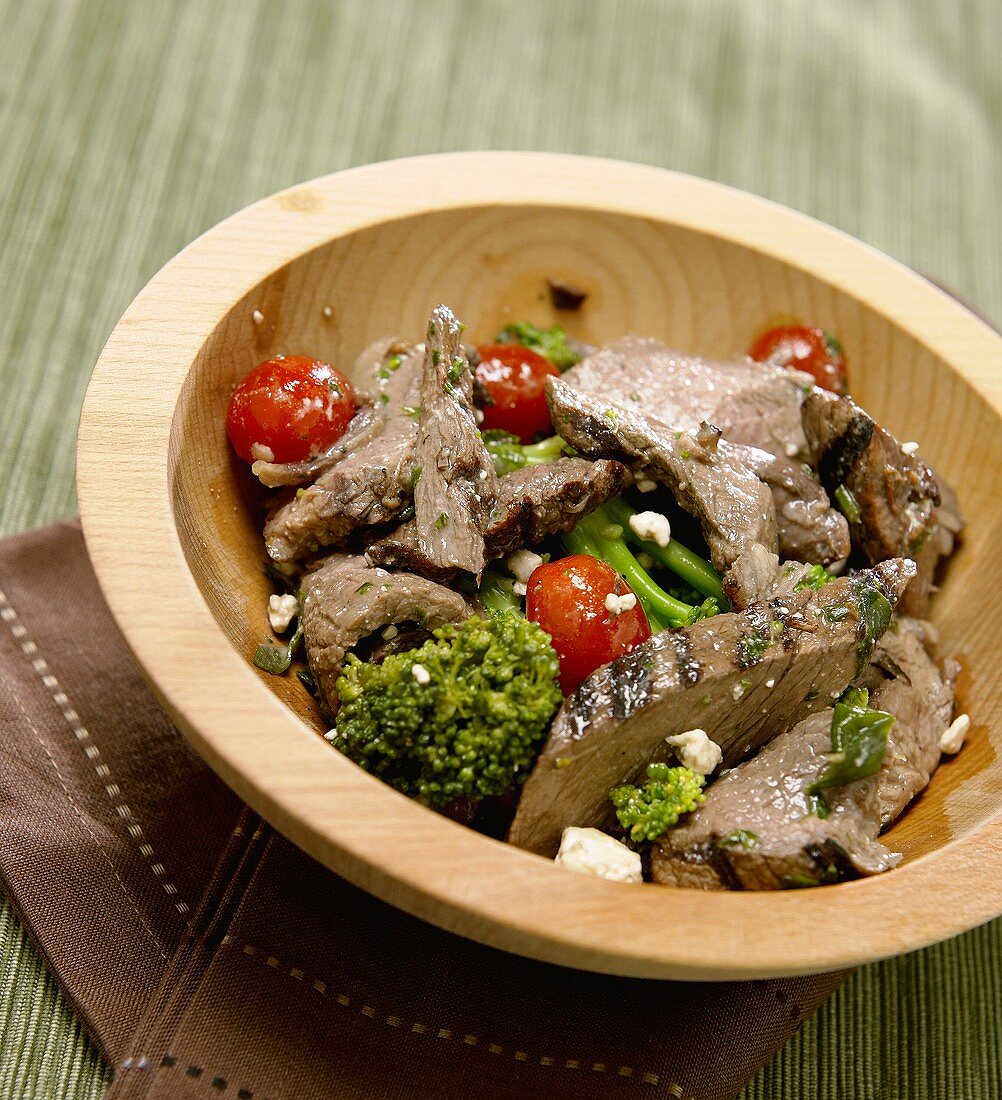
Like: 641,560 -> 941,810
267,593 -> 298,633
250,442 -> 275,463
251,308 -> 264,325
322,305 -> 333,318
732,681 -> 746,701
411,663 -> 431,685
604,591 -> 637,617
474,408 -> 484,424
324,729 -> 337,742
381,624 -> 399,640
765,678 -> 775,688
665,728 -> 723,775
784,442 -> 800,457
507,549 -> 543,583
636,478 -> 658,493
901,441 -> 920,455
629,510 -> 672,547
940,713 -> 970,754
554,827 -> 642,884
512,581 -> 528,597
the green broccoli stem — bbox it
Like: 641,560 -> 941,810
601,497 -> 725,603
479,571 -> 523,617
562,518 -> 689,632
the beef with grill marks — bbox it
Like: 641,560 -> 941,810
507,558 -> 915,857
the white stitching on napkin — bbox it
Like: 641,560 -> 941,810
0,588 -> 192,918
224,938 -> 674,1089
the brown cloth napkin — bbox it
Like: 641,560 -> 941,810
0,521 -> 848,1100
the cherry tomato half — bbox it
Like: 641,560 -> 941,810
748,325 -> 847,394
226,355 -> 358,464
526,554 -> 651,695
475,343 -> 560,443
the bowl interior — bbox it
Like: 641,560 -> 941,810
170,201 -> 1001,869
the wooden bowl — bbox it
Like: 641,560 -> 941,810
77,153 -> 1002,979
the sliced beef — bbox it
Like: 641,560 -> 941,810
506,559 -> 915,857
650,625 -> 956,889
252,339 -> 412,488
301,554 -> 470,715
899,476 -> 964,618
412,305 -> 499,577
367,458 -> 630,579
263,346 -> 422,562
564,337 -> 813,461
727,442 -> 851,565
545,377 -> 778,583
801,389 -> 941,564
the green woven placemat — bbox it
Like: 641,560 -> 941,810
1,0 -> 999,1095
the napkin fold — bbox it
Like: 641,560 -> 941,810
0,521 -> 847,1100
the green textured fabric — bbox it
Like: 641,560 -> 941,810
0,0 -> 999,1095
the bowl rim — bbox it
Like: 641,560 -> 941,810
77,152 -> 1002,980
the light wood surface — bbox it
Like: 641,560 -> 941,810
77,153 -> 1002,980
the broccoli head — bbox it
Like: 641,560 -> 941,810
609,763 -> 706,842
333,613 -> 562,808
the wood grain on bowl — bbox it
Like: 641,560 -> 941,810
77,153 -> 1002,979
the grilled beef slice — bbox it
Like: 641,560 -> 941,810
546,377 -> 778,589
301,554 -> 470,715
898,477 -> 964,618
650,624 -> 956,889
252,339 -> 412,488
801,388 -> 941,564
367,458 -> 630,579
506,558 -> 915,857
264,346 -> 422,562
412,305 -> 499,577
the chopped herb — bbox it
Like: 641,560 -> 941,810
781,872 -> 820,889
432,349 -> 441,366
680,449 -> 691,459
823,332 -> 843,356
384,353 -> 403,373
854,580 -> 893,670
700,693 -> 712,706
807,791 -> 830,819
427,321 -> 437,338
411,466 -> 423,487
296,668 -> 318,696
555,756 -> 572,769
739,677 -> 752,693
834,484 -> 862,525
820,604 -> 851,623
909,528 -> 931,554
771,620 -> 785,634
397,503 -> 415,522
252,619 -> 303,676
328,381 -> 343,397
295,487 -> 306,499
717,829 -> 759,849
435,512 -> 449,530
795,564 -> 833,591
379,392 -> 390,405
356,582 -> 373,595
801,383 -> 815,396
415,607 -> 430,628
806,686 -> 894,801
604,407 -> 619,420
629,391 -> 642,402
448,356 -> 465,384
403,405 -> 422,419
736,627 -> 770,668
674,430 -> 683,440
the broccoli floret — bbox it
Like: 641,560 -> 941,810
496,321 -> 580,370
332,614 -> 561,808
481,429 -> 568,475
560,496 -> 727,631
478,570 -> 524,618
610,763 -> 706,842
795,564 -> 834,591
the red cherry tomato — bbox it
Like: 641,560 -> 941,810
748,325 -> 847,394
226,355 -> 358,464
474,343 -> 560,443
526,555 -> 651,695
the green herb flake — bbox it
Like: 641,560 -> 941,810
854,580 -> 893,670
379,392 -> 390,405
403,405 -> 422,419
252,618 -> 303,676
820,604 -> 851,624
823,331 -> 844,356
680,449 -> 692,459
834,484 -> 862,525
296,668 -> 318,696
717,830 -> 759,850
806,685 -> 894,799
356,582 -> 373,595
411,466 -> 423,487
435,512 -> 449,530
604,407 -> 619,420
432,349 -> 442,366
782,871 -> 820,889
795,564 -> 833,591
736,627 -> 770,668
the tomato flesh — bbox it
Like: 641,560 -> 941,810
474,343 -> 560,443
748,325 -> 847,394
226,355 -> 357,464
526,555 -> 651,695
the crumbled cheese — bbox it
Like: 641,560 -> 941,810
732,681 -> 746,701
474,408 -> 484,424
665,728 -> 723,775
636,478 -> 658,493
411,663 -> 431,685
507,549 -> 543,583
322,305 -> 333,318
940,713 -> 970,754
554,827 -> 642,884
251,309 -> 264,325
267,593 -> 298,633
323,729 -> 337,742
784,443 -> 800,458
765,678 -> 775,688
604,591 -> 637,617
512,581 -> 528,597
629,510 -> 672,547
901,441 -> 920,455
250,442 -> 275,463
381,624 -> 399,640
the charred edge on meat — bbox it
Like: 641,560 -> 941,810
700,841 -> 745,891
803,840 -> 860,885
609,652 -> 655,720
816,411 -> 874,490
673,631 -> 702,685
